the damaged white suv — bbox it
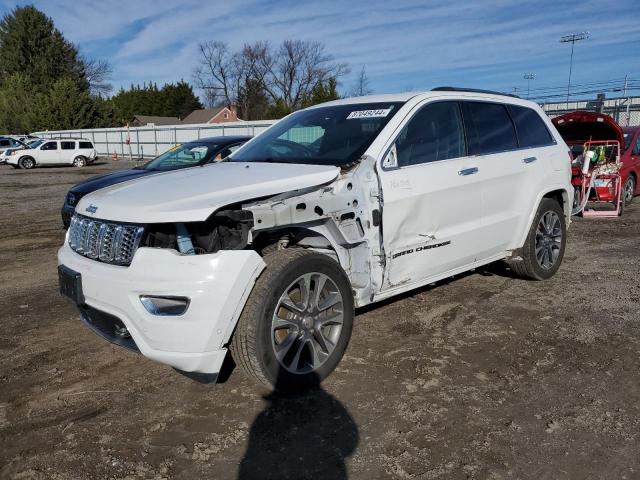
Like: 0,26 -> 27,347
58,88 -> 572,390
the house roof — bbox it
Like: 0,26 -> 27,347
180,107 -> 229,124
132,115 -> 180,126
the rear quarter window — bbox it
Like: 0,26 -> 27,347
509,105 -> 554,147
461,102 -> 518,155
79,142 -> 93,149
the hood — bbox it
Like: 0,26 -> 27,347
70,168 -> 153,195
552,111 -> 624,146
77,161 -> 340,223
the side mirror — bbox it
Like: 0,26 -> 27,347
383,143 -> 398,169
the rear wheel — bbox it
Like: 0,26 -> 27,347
624,175 -> 635,206
19,157 -> 35,169
72,156 -> 86,167
231,249 -> 354,391
508,198 -> 566,280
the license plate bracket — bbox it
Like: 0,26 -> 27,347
58,265 -> 85,306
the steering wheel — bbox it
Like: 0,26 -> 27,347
267,139 -> 314,158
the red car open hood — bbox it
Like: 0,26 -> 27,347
552,111 -> 624,145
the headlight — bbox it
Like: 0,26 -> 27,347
66,192 -> 81,207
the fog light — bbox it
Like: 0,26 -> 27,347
140,295 -> 190,316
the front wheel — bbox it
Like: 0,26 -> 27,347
508,198 -> 566,280
19,157 -> 35,169
231,249 -> 354,391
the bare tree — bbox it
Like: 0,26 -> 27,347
350,66 -> 372,97
192,41 -> 245,108
260,40 -> 348,110
193,39 -> 349,112
82,56 -> 113,97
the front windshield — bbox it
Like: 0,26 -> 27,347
230,102 -> 404,166
143,142 -> 222,171
28,140 -> 43,148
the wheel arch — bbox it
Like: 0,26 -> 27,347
516,186 -> 571,249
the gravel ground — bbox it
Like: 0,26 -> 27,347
1,160 -> 639,479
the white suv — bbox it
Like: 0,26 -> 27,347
57,89 -> 572,391
7,138 -> 97,169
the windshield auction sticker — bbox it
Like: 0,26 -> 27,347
347,108 -> 392,119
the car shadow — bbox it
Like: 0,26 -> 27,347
237,372 -> 358,480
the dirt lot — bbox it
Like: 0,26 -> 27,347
1,160 -> 639,480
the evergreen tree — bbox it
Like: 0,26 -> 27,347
0,6 -> 87,93
108,81 -> 202,123
0,73 -> 34,132
302,78 -> 340,108
26,78 -> 99,131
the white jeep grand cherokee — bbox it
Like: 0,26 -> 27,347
58,88 -> 572,390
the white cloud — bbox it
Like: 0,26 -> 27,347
21,0 -> 640,95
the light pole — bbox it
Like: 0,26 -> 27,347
523,73 -> 536,99
560,32 -> 589,107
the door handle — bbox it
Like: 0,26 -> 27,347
523,156 -> 537,164
458,167 -> 478,176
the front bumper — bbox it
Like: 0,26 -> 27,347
58,243 -> 265,374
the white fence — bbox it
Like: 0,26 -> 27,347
33,120 -> 277,159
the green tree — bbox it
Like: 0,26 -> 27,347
0,5 -> 87,93
26,78 -> 99,131
237,78 -> 269,120
303,78 -> 340,108
160,80 -> 202,118
0,73 -> 34,132
108,81 -> 203,123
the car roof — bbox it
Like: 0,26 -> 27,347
191,135 -> 252,144
309,89 -> 538,109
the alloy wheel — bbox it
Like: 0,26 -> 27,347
271,272 -> 344,374
535,211 -> 563,270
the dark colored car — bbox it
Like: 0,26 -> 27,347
61,136 -> 250,227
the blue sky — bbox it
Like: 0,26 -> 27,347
3,0 -> 640,102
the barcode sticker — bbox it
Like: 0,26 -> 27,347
347,108 -> 392,119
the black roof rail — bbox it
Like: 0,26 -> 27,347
431,86 -> 520,99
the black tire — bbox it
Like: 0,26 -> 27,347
72,156 -> 86,167
623,175 -> 635,206
230,249 -> 354,391
508,198 -> 567,281
19,156 -> 35,169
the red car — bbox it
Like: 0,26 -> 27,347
553,112 -> 640,206
622,126 -> 640,205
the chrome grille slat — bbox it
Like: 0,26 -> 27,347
68,214 -> 144,266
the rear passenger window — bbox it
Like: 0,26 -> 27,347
79,141 -> 93,149
509,105 -> 554,147
61,141 -> 76,150
462,102 -> 517,155
396,101 -> 465,166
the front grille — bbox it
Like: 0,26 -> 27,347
68,214 -> 144,266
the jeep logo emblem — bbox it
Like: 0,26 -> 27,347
85,204 -> 98,214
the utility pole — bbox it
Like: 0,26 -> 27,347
524,73 -> 536,99
560,32 -> 589,108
